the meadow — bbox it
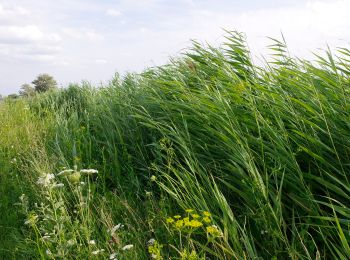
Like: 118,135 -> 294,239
1,31 -> 350,259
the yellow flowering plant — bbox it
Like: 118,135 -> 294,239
163,209 -> 223,259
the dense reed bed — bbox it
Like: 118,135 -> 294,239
1,32 -> 350,259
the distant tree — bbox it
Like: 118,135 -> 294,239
32,74 -> 57,93
19,83 -> 35,97
7,93 -> 19,99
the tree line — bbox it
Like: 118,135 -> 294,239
2,74 -> 57,100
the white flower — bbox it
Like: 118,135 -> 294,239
42,235 -> 51,240
147,238 -> 155,245
37,173 -> 55,187
89,240 -> 96,245
52,183 -> 65,188
57,169 -> 74,176
92,250 -> 100,255
46,249 -> 52,255
122,244 -> 133,251
110,223 -> 123,235
109,252 -> 117,259
92,249 -> 105,255
80,169 -> 98,175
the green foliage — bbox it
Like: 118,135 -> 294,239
19,83 -> 36,97
32,73 -> 57,93
1,31 -> 350,259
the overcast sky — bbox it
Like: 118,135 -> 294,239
0,0 -> 349,95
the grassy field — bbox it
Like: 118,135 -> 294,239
1,31 -> 350,259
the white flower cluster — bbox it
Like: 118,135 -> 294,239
56,167 -> 99,184
36,173 -> 55,187
122,244 -> 133,251
36,172 -> 65,189
110,223 -> 124,236
80,169 -> 99,175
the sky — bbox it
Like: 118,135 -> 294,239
0,0 -> 349,95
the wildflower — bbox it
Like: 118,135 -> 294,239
206,225 -> 222,237
191,220 -> 203,228
185,209 -> 194,213
46,249 -> 52,256
89,240 -> 96,245
80,181 -> 86,185
52,183 -> 65,188
122,244 -> 134,251
203,211 -> 211,217
67,171 -> 81,184
191,214 -> 200,219
173,215 -> 181,219
148,238 -> 156,245
150,175 -> 156,182
186,220 -> 203,228
42,235 -> 51,240
37,173 -> 55,187
166,217 -> 174,224
80,169 -> 98,175
24,213 -> 38,225
92,249 -> 105,255
109,252 -> 117,259
203,217 -> 211,223
148,240 -> 163,259
57,169 -> 74,176
110,223 -> 124,235
175,220 -> 184,229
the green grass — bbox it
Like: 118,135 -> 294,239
1,31 -> 350,259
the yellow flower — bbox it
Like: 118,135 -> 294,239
174,215 -> 181,219
148,240 -> 163,260
185,209 -> 194,213
191,214 -> 200,219
166,217 -> 174,224
188,220 -> 203,228
203,217 -> 211,223
183,217 -> 190,223
203,211 -> 211,217
175,220 -> 184,228
151,175 -> 157,181
206,225 -> 222,237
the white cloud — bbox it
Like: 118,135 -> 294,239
95,59 -> 107,64
106,8 -> 122,17
0,25 -> 44,43
0,4 -> 30,25
62,28 -> 104,41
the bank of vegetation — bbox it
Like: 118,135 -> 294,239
1,32 -> 350,259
